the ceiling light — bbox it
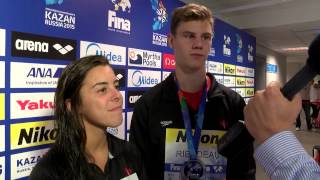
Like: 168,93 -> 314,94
282,47 -> 308,51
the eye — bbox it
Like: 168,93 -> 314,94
183,32 -> 195,39
98,87 -> 107,93
202,34 -> 212,41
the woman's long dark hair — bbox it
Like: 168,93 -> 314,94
54,55 -> 109,179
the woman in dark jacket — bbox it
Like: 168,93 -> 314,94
29,55 -> 145,180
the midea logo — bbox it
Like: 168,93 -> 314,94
131,70 -> 159,87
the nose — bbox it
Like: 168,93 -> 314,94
192,37 -> 203,49
110,86 -> 122,102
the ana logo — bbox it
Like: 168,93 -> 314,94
163,53 -> 175,70
53,44 -> 73,55
128,48 -> 161,68
236,34 -> 243,63
45,0 -> 63,5
248,45 -> 254,62
81,41 -> 126,66
27,67 -> 63,78
151,0 -> 168,31
128,69 -> 161,87
223,35 -> 231,57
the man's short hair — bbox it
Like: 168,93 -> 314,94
170,3 -> 214,35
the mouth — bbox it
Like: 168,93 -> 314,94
109,105 -> 122,111
190,53 -> 204,58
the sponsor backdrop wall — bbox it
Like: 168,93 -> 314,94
0,0 -> 255,179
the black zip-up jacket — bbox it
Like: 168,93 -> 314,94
29,133 -> 146,180
130,73 -> 256,180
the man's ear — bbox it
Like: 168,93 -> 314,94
65,99 -> 72,112
168,33 -> 174,49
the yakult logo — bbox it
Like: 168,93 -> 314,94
10,93 -> 55,119
128,69 -> 161,87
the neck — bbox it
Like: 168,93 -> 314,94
175,67 -> 206,93
84,121 -> 108,161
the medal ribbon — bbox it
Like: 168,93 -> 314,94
176,77 -> 207,161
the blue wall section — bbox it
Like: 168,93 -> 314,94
0,0 -> 255,179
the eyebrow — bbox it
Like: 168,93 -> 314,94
182,31 -> 212,36
91,79 -> 119,88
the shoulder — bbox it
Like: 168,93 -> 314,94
29,147 -> 66,180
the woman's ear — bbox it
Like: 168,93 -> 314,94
65,99 -> 72,112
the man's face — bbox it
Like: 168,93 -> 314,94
169,20 -> 213,73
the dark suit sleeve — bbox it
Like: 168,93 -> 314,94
28,161 -> 54,180
226,95 -> 256,180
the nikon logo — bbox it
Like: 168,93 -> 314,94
18,126 -> 57,145
175,130 -> 220,144
15,39 -> 49,53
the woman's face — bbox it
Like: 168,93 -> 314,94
78,65 -> 123,129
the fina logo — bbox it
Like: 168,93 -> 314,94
236,34 -> 243,63
151,0 -> 168,31
223,35 -> 231,57
108,0 -> 131,34
248,45 -> 254,62
45,0 -> 63,5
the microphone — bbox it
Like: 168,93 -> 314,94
217,34 -> 320,158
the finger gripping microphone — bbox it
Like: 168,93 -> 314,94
217,34 -> 320,158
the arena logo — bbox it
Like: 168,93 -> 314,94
0,29 -> 5,56
113,68 -> 126,88
162,71 -> 171,81
11,32 -> 76,60
10,93 -> 55,119
236,34 -> 243,63
127,90 -> 145,108
223,35 -> 231,57
10,148 -> 49,179
128,48 -> 161,68
10,121 -> 56,150
162,53 -> 175,70
44,0 -> 76,30
80,41 -> 126,66
108,0 -> 132,34
248,45 -> 254,62
127,69 -> 161,87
